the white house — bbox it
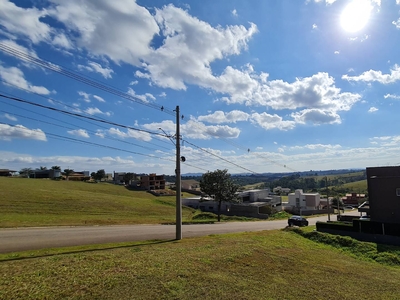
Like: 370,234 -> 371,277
288,189 -> 320,211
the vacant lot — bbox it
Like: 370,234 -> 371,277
1,229 -> 400,299
0,177 -> 194,227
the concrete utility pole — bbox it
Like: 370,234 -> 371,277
326,176 -> 331,221
175,105 -> 182,240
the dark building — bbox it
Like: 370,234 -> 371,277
367,166 -> 400,224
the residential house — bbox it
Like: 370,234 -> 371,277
0,169 -> 16,176
341,193 -> 366,206
367,166 -> 400,224
140,173 -> 165,190
181,179 -> 200,191
288,189 -> 321,211
273,186 -> 291,194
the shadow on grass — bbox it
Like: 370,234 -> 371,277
0,239 -> 176,262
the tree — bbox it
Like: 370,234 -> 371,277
51,166 -> 61,170
93,169 -> 105,181
123,172 -> 135,184
331,197 -> 344,209
39,166 -> 47,170
19,168 -> 32,178
64,169 -> 74,181
200,169 -> 239,222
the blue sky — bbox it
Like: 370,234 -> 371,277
1,0 -> 400,175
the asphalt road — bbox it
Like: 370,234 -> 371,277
0,214 -> 349,254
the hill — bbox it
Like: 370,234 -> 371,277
0,177 -> 194,227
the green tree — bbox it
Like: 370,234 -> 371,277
200,169 -> 239,222
93,169 -> 105,181
51,166 -> 61,170
123,172 -> 135,184
39,166 -> 47,170
64,169 -> 74,181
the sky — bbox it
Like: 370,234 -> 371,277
1,0 -> 400,175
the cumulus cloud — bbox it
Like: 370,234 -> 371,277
93,95 -> 105,103
291,109 -> 341,124
0,0 -> 51,43
370,135 -> 400,147
142,119 -> 241,140
232,9 -> 238,17
127,88 -> 156,103
0,65 -> 52,95
52,33 -> 73,49
342,64 -> 400,84
197,110 -> 250,124
48,0 -> 159,65
0,39 -> 38,59
250,112 -> 296,131
290,144 -> 341,151
67,129 -> 90,138
0,124 -> 47,141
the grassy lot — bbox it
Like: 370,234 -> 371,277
0,177 -> 197,227
1,229 -> 400,299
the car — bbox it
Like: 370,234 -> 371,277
344,206 -> 355,210
288,215 -> 309,227
359,215 -> 370,221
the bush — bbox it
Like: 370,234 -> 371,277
192,212 -> 218,220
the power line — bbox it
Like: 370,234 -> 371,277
0,42 -> 176,116
0,93 -> 166,138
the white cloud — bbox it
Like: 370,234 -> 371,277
290,144 -> 341,151
368,107 -> 378,113
3,113 -> 17,121
129,80 -> 139,85
197,110 -> 250,124
48,0 -> 159,65
370,135 -> 400,147
393,19 -> 400,28
0,0 -> 51,44
342,64 -> 400,84
232,9 -> 238,17
78,62 -> 114,79
159,92 -> 167,97
67,129 -> 90,138
127,88 -> 156,103
0,124 -> 47,141
107,127 -> 152,142
250,112 -> 296,131
142,119 -> 241,140
384,93 -> 400,99
84,107 -> 111,116
93,95 -> 105,103
78,91 -> 91,103
334,50 -> 339,54
0,65 -> 52,95
312,23 -> 318,29
52,33 -> 73,49
291,109 -> 341,124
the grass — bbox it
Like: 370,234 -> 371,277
1,229 -> 400,299
341,179 -> 368,193
0,177 -> 197,227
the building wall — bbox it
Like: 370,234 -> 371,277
288,189 -> 320,210
367,166 -> 400,223
140,173 -> 166,190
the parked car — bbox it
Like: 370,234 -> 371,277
359,215 -> 370,221
288,215 -> 309,227
344,206 -> 355,210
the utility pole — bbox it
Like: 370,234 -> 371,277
175,105 -> 182,240
326,176 -> 331,221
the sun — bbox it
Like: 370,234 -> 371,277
340,0 -> 372,32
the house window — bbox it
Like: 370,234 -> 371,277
209,206 -> 214,210
396,188 -> 400,197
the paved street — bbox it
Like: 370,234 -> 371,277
0,212 -> 359,253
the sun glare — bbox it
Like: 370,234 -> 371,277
340,0 -> 372,32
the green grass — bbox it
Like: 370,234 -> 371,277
341,179 -> 368,193
1,230 -> 400,299
0,177 -> 196,227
